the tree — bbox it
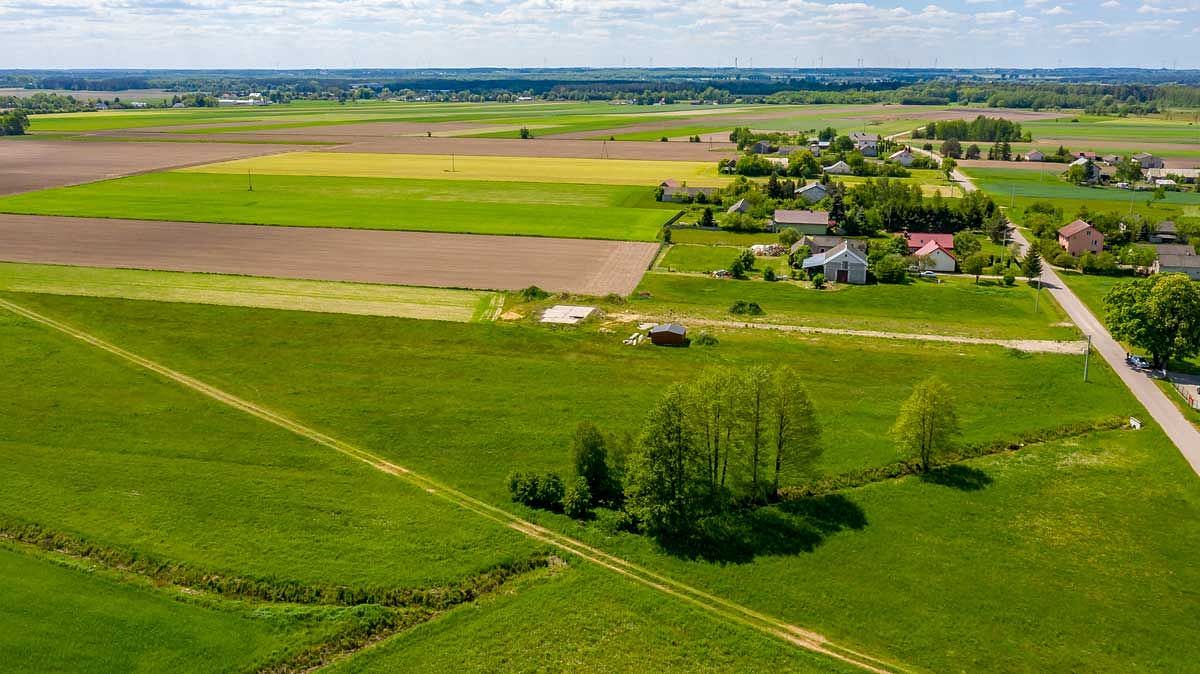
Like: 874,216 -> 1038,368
962,252 -> 989,284
518,126 -> 533,139
965,144 -> 981,160
983,210 -> 1010,245
953,231 -> 982,258
743,366 -> 772,501
778,227 -> 800,247
562,476 -> 592,519
1115,158 -> 1144,184
891,377 -> 960,472
1022,247 -> 1043,281
626,385 -> 705,537
1065,163 -> 1089,185
941,157 -> 958,181
1104,274 -> 1200,368
699,207 -> 715,228
940,138 -> 962,159
873,253 -> 909,283
769,369 -> 820,496
573,422 -> 619,506
689,368 -> 744,498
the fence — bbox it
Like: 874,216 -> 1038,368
1174,383 -> 1200,410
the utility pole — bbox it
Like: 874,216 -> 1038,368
1035,279 -> 1041,313
1083,334 -> 1093,382
247,169 -> 253,192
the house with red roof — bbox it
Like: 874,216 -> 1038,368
1058,219 -> 1104,256
913,240 -> 957,273
905,232 -> 954,254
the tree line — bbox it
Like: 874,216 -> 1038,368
911,115 -> 1028,142
0,110 -> 29,136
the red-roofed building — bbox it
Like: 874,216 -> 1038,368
914,240 -> 957,272
1058,219 -> 1104,256
905,232 -> 954,253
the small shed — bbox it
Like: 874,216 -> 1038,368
649,323 -> 688,346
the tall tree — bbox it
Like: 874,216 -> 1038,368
690,368 -> 743,497
744,366 -> 771,501
962,252 -> 989,284
572,422 -> 618,506
1105,273 -> 1200,368
1022,247 -> 1043,281
626,385 -> 703,536
769,369 -> 820,496
891,377 -> 960,472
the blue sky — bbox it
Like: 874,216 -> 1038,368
2,1 -> 1197,70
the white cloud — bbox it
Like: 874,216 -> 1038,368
1100,0 -> 1120,6
1024,0 -> 1049,6
1043,5 -> 1071,15
976,9 -> 1018,22
1137,2 -> 1188,14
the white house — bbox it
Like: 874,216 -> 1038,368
888,148 -> 914,167
802,242 -> 868,284
825,160 -> 853,175
913,241 -> 957,273
1026,149 -> 1045,162
795,182 -> 828,203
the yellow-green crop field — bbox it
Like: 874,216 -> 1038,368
0,263 -> 501,322
180,151 -> 731,187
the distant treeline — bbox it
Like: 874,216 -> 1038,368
911,115 -> 1028,142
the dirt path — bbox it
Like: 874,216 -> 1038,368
612,313 -> 1086,354
0,295 -> 902,673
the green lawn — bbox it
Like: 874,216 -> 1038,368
0,301 -> 541,589
670,228 -> 780,245
331,564 -> 853,673
0,545 -> 296,672
0,172 -> 674,241
658,244 -> 789,276
3,292 -> 1128,498
628,271 -> 1077,340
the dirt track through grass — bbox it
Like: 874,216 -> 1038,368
0,294 -> 902,674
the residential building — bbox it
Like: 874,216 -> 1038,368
888,148 -> 914,167
1150,221 -> 1182,245
773,209 -> 830,235
905,232 -> 954,253
825,160 -> 853,175
1067,156 -> 1102,183
1148,168 -> 1200,184
1058,219 -> 1105,256
791,235 -> 865,257
1026,149 -> 1045,162
849,132 -> 879,157
794,182 -> 828,203
659,179 -> 713,202
749,140 -> 773,154
1152,248 -> 1200,281
913,241 -> 957,272
802,242 -> 869,284
1132,152 -> 1165,169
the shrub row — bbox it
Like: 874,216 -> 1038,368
778,416 -> 1127,500
259,605 -> 427,674
0,519 -> 548,610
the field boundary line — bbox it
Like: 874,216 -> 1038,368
0,296 -> 905,674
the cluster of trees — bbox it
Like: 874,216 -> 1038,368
0,110 -> 29,136
843,179 -> 997,234
0,93 -> 88,113
509,422 -> 626,520
1106,274 -> 1200,368
912,116 -> 1028,143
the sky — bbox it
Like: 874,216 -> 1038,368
1,0 -> 1197,70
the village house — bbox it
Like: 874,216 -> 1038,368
913,240 -> 957,273
905,232 -> 954,254
658,179 -> 714,203
794,182 -> 828,203
888,148 -> 914,167
791,235 -> 865,257
749,140 -> 773,154
1132,152 -> 1165,169
1026,149 -> 1045,162
1150,221 -> 1183,245
1148,168 -> 1200,184
773,209 -> 831,235
808,139 -> 831,156
802,242 -> 868,284
1058,219 -> 1105,256
849,132 -> 879,157
1152,245 -> 1200,281
1068,156 -> 1103,183
825,160 -> 853,175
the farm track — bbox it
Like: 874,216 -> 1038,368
0,295 -> 905,674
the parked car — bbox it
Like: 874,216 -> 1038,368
1126,354 -> 1152,369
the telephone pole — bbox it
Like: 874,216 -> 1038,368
1083,334 -> 1093,382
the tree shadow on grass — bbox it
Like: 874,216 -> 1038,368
658,494 -> 868,564
919,464 -> 993,491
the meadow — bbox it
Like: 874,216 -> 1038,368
0,172 -> 674,241
1021,115 -> 1200,145
658,244 -> 789,276
2,291 -> 1194,673
628,271 -> 1077,340
0,262 -> 500,322
180,150 -> 731,187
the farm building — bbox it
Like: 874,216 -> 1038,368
749,140 -> 773,154
1152,250 -> 1200,280
1148,168 -> 1200,184
850,132 -> 879,156
791,235 -> 866,257
808,140 -> 831,156
649,323 -> 687,346
1058,219 -> 1104,256
802,242 -> 868,284
795,182 -> 828,203
1067,157 -> 1102,184
888,148 -> 914,167
905,232 -> 954,253
773,209 -> 830,235
1132,152 -> 1165,169
1026,149 -> 1045,161
1150,221 -> 1182,245
659,180 -> 714,203
825,160 -> 853,175
914,241 -> 957,273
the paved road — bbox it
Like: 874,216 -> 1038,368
938,155 -> 1200,475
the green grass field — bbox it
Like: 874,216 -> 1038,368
658,244 -> 789,276
1021,115 -> 1200,144
0,263 -> 500,322
627,271 -> 1077,340
0,172 -> 674,241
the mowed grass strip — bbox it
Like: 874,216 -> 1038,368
0,172 -> 672,241
0,545 -> 298,673
631,271 -> 1078,340
0,263 -> 498,322
329,563 -> 855,673
178,151 -> 732,187
0,302 -> 541,589
7,293 -> 1133,500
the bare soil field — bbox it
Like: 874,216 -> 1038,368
0,214 -> 658,295
0,139 -> 307,195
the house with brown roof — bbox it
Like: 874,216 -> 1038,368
772,209 -> 830,235
905,232 -> 954,253
1058,219 -> 1104,256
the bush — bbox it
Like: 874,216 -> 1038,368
519,286 -> 549,302
1053,252 -> 1078,269
562,477 -> 592,519
593,508 -> 639,534
692,332 -> 719,347
730,300 -> 764,315
811,273 -> 826,289
873,253 -> 909,283
507,471 -> 564,511
1002,274 -> 1016,286
763,267 -> 777,282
